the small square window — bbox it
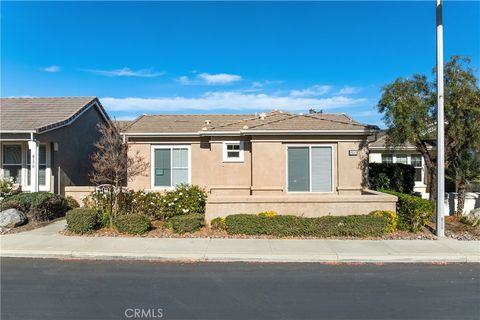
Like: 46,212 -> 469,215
223,142 -> 244,162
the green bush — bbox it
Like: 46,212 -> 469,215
160,184 -> 207,218
114,214 -> 151,235
380,190 -> 434,232
65,196 -> 80,210
210,217 -> 226,230
117,190 -> 164,219
0,192 -> 69,221
166,213 -> 204,234
66,208 -> 99,234
224,214 -> 389,237
369,210 -> 398,233
369,163 -> 416,194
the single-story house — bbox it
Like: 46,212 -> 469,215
0,97 -> 109,195
123,110 -> 397,220
368,130 -> 430,194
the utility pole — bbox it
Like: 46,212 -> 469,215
436,0 -> 445,237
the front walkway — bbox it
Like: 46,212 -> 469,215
1,220 -> 479,263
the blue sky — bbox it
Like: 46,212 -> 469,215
2,1 -> 479,127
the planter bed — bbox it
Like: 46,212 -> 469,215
428,216 -> 480,241
62,220 -> 436,240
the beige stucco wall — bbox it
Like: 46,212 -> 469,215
64,186 -> 95,206
127,135 -> 370,197
205,190 -> 397,222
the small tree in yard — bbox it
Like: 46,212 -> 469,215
378,56 -> 480,201
448,151 -> 480,216
90,122 -> 147,226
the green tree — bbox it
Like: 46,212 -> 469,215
378,56 -> 480,201
447,151 -> 480,216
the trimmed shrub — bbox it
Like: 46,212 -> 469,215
381,190 -> 434,232
369,163 -> 416,194
65,196 -> 80,210
160,184 -> 207,218
0,192 -> 69,221
369,210 -> 398,233
210,217 -> 226,230
224,214 -> 389,237
166,213 -> 204,234
117,190 -> 164,219
114,214 -> 151,235
66,208 -> 99,234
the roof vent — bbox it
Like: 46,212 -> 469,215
243,125 -> 249,129
259,112 -> 267,120
204,119 -> 211,126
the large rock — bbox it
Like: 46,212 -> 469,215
0,208 -> 27,228
463,208 -> 480,227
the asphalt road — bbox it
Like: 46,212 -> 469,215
1,258 -> 479,320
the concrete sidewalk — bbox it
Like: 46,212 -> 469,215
1,220 -> 479,263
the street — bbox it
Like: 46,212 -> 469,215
1,259 -> 479,320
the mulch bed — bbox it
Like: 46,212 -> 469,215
61,220 -> 437,240
440,216 -> 479,241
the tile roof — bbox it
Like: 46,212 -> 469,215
126,110 -> 377,135
0,97 -> 104,132
369,130 -> 417,149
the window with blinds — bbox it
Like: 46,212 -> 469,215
287,146 -> 333,192
152,146 -> 190,188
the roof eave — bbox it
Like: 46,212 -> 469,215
126,129 -> 378,137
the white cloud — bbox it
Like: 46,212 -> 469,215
42,65 -> 60,73
100,91 -> 367,113
179,72 -> 242,85
252,80 -> 284,88
289,85 -> 332,97
339,86 -> 362,95
83,67 -> 164,78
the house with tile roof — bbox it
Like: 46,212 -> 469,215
0,97 -> 109,194
122,110 -> 397,220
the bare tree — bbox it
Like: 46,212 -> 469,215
90,122 -> 147,225
90,122 -> 147,189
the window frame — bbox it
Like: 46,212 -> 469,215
1,143 -> 23,184
222,141 -> 245,163
150,145 -> 191,190
286,144 -> 335,193
380,153 -> 425,185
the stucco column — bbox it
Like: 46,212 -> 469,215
28,140 -> 39,192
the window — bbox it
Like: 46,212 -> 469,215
396,154 -> 408,164
2,144 -> 22,184
27,144 -> 47,186
152,146 -> 190,188
287,146 -> 333,192
381,154 -> 393,164
223,142 -> 244,162
411,154 -> 423,182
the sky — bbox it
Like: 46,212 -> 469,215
1,1 -> 479,127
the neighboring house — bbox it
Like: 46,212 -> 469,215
368,130 -> 429,195
0,97 -> 109,195
123,110 -> 397,220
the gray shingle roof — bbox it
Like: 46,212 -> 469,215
126,110 -> 376,135
0,97 -> 105,132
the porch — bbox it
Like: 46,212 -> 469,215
0,134 -> 53,193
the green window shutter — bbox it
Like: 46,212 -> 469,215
288,147 -> 310,191
311,147 -> 332,192
154,149 -> 171,186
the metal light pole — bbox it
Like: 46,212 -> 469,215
436,0 -> 445,237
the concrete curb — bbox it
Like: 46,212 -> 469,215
1,250 -> 478,263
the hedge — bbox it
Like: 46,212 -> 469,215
0,192 -> 69,222
224,214 -> 389,237
166,213 -> 204,234
380,190 -> 434,232
114,214 -> 151,235
369,163 -> 416,194
66,208 -> 99,234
